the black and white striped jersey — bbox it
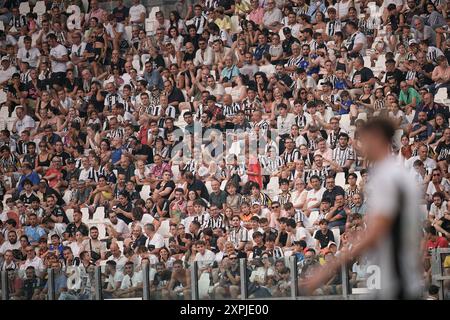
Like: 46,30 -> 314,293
282,148 -> 301,164
332,146 -> 355,167
88,166 -> 105,182
222,103 -> 241,118
326,20 -> 342,37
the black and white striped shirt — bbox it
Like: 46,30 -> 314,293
426,46 -> 444,65
222,103 -> 241,118
332,146 -> 355,167
282,148 -> 301,164
275,192 -> 292,206
326,20 -> 342,37
145,104 -> 162,118
88,166 -> 105,182
305,166 -> 330,186
252,119 -> 270,134
107,127 -> 125,140
241,97 -> 262,120
259,155 -> 284,174
191,15 -> 207,34
104,93 -> 124,112
203,214 -> 225,230
228,227 -> 250,249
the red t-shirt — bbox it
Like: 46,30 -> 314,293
427,236 -> 449,250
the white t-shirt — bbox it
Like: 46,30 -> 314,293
71,42 -> 87,59
145,232 -> 165,249
0,241 -> 21,255
50,44 -> 68,73
17,47 -> 40,68
120,271 -> 142,289
15,115 -> 36,134
305,187 -> 326,209
129,4 -> 146,23
108,272 -> 124,289
111,219 -> 130,237
194,249 -> 216,269
107,254 -> 128,273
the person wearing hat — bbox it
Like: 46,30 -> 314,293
0,54 -> 17,85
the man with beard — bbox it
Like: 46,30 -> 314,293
410,111 -> 435,145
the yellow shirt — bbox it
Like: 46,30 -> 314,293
235,0 -> 250,15
215,16 -> 231,31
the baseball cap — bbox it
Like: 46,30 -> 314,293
282,27 -> 291,34
408,39 -> 418,46
303,247 -> 316,254
251,201 -> 261,206
408,55 -> 417,61
67,158 -> 76,164
327,241 -> 337,248
1,56 -> 9,62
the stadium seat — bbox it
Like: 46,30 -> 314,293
393,129 -> 404,151
331,227 -> 340,249
81,0 -> 89,13
157,219 -> 171,238
335,172 -> 346,188
357,112 -> 367,122
140,185 -> 151,201
33,1 -> 46,15
205,180 -> 213,194
65,209 -> 74,223
80,207 -> 89,223
230,15 -> 241,33
19,2 -> 31,15
0,89 -> 5,105
339,114 -> 351,132
145,18 -> 156,35
308,211 -> 320,228
116,241 -> 124,253
0,21 -> 4,31
132,55 -> 141,72
92,206 -> 106,222
220,179 -> 228,190
354,171 -> 362,184
124,25 -> 133,43
148,6 -> 160,20
172,164 -> 180,180
435,87 -> 447,103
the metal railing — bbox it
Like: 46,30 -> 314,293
6,251 -> 449,301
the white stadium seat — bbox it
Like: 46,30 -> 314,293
65,209 -> 74,223
331,228 -> 341,249
80,207 -> 89,223
140,185 -> 151,201
335,172 -> 346,188
92,206 -> 106,222
19,2 -> 31,15
33,1 -> 46,15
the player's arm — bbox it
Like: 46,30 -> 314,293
304,213 -> 394,292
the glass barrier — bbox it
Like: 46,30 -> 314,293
297,251 -> 344,297
145,261 -> 191,300
60,265 -> 95,300
441,252 -> 450,300
246,256 -> 291,299
4,268 -> 45,300
196,258 -> 241,300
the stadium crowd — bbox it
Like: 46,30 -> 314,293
0,0 -> 449,300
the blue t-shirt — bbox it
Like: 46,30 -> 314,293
18,171 -> 40,193
338,99 -> 353,115
334,80 -> 347,90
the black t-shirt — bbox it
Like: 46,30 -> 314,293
314,229 -> 335,249
149,54 -> 166,69
352,67 -> 374,85
321,186 -> 345,206
52,152 -> 71,165
133,144 -> 152,164
187,179 -> 210,202
110,58 -> 126,74
417,63 -> 434,87
282,36 -> 301,56
436,141 -> 450,162
386,68 -> 405,91
217,0 -> 235,13
183,34 -> 200,50
156,180 -> 175,200
113,6 -> 129,22
167,88 -> 185,106
19,192 -> 39,205
252,245 -> 266,258
440,216 -> 450,233
65,222 -> 89,237
116,201 -> 133,224
63,77 -> 82,93
51,205 -> 69,224
117,164 -> 136,182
